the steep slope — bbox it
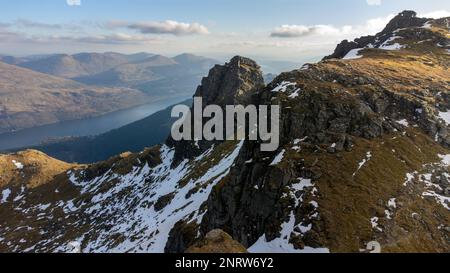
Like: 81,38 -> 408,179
0,61 -> 148,134
0,11 -> 449,253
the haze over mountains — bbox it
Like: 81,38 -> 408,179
0,52 -> 218,134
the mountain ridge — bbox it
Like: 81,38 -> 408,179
0,11 -> 449,253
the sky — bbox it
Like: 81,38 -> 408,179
0,0 -> 449,63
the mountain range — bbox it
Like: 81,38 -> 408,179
0,11 -> 449,253
0,53 -> 218,134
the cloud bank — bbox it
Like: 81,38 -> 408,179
270,13 -> 395,39
108,20 -> 209,36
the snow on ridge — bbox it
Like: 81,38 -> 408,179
378,35 -> 404,51
56,141 -> 245,253
343,48 -> 363,60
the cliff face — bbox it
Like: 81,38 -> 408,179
0,11 -> 449,253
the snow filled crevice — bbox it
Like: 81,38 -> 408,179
248,178 -> 329,253
353,152 -> 372,177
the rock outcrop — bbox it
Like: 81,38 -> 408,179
167,56 -> 265,166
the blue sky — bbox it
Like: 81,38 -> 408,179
0,0 -> 449,62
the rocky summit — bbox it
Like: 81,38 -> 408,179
0,11 -> 449,253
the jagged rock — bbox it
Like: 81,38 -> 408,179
167,56 -> 265,166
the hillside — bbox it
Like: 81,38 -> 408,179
0,11 -> 449,253
0,61 -> 148,134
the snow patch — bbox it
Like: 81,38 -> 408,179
288,89 -> 301,99
388,198 -> 397,209
343,48 -> 363,60
1,189 -> 11,203
270,150 -> 286,166
272,81 -> 296,93
370,217 -> 382,232
438,111 -> 450,125
396,119 -> 409,127
353,152 -> 372,177
12,160 -> 24,170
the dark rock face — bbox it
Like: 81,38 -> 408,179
166,56 -> 265,166
194,56 -> 265,106
165,220 -> 199,253
324,10 -> 429,60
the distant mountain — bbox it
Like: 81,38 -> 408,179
0,61 -> 148,134
0,52 -> 218,135
0,54 -> 54,65
124,52 -> 156,63
73,54 -> 178,86
73,53 -> 219,99
18,52 -> 131,78
30,99 -> 192,163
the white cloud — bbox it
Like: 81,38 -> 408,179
270,13 -> 394,39
366,0 -> 382,6
419,10 -> 450,19
116,20 -> 210,36
66,0 -> 81,6
271,24 -> 352,38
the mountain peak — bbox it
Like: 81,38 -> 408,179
228,55 -> 260,69
194,55 -> 264,106
380,10 -> 428,34
323,10 -> 448,60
